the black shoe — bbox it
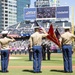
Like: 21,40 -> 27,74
69,71 -> 73,73
64,71 -> 69,73
37,71 -> 42,73
33,71 -> 37,73
1,70 -> 9,73
64,71 -> 73,73
6,70 -> 9,72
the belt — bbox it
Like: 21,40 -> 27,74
63,44 -> 71,46
34,45 -> 40,46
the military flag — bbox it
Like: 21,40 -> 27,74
47,24 -> 60,47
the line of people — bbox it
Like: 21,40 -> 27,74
0,24 -> 75,73
28,41 -> 51,61
29,25 -> 75,73
41,40 -> 51,60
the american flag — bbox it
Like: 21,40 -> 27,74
34,20 -> 43,29
55,28 -> 61,39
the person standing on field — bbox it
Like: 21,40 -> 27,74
60,27 -> 75,73
0,31 -> 15,73
29,25 -> 48,73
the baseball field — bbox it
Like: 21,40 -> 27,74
0,53 -> 75,75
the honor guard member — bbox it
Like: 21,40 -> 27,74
41,40 -> 46,60
28,44 -> 33,61
29,26 -> 48,73
0,30 -> 15,72
60,27 -> 75,73
46,41 -> 51,60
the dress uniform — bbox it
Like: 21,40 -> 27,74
46,43 -> 51,60
42,40 -> 51,60
41,43 -> 46,60
29,26 -> 48,73
28,44 -> 33,61
0,31 -> 15,72
60,27 -> 75,73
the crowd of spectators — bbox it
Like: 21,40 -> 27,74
0,21 -> 64,55
9,40 -> 29,55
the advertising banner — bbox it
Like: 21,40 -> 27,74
23,6 -> 69,20
24,8 -> 36,20
56,6 -> 69,18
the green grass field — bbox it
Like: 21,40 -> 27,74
0,53 -> 75,75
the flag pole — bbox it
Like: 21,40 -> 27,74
71,6 -> 75,52
71,6 -> 74,35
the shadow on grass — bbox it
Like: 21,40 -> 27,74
0,70 -> 9,73
0,70 -> 2,73
50,69 -> 64,73
22,69 -> 34,73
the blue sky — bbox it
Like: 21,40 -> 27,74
30,0 -> 75,24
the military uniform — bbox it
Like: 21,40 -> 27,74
28,44 -> 33,61
46,44 -> 51,60
42,40 -> 51,60
29,26 -> 48,73
60,28 -> 75,73
0,31 -> 15,72
41,43 -> 46,60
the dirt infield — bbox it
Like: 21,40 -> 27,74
8,66 -> 75,69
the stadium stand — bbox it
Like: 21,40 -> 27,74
0,21 -> 70,54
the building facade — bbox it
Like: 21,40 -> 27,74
0,0 -> 30,32
17,0 -> 30,22
0,0 -> 17,31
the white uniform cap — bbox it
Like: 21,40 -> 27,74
64,27 -> 70,29
34,26 -> 39,29
1,30 -> 8,34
